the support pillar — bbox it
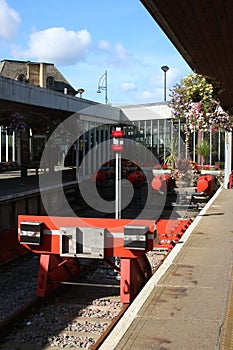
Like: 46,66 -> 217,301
224,131 -> 232,189
120,255 -> 152,304
36,254 -> 80,297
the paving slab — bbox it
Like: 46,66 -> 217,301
100,187 -> 233,350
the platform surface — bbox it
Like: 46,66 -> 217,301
100,187 -> 233,350
0,168 -> 76,200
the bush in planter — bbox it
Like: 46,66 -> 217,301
196,140 -> 211,165
164,139 -> 178,170
175,158 -> 192,184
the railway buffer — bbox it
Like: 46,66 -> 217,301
18,215 -> 158,304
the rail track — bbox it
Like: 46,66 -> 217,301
0,183 -> 202,349
0,243 -> 168,349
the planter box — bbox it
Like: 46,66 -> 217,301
200,170 -> 222,176
152,169 -> 172,176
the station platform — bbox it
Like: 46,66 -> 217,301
0,167 -> 76,200
100,186 -> 233,350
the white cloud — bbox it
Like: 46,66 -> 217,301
0,0 -> 21,41
167,67 -> 186,87
97,40 -> 139,68
141,90 -> 159,101
138,68 -> 184,103
114,43 -> 130,61
121,82 -> 137,92
13,27 -> 92,65
132,88 -> 164,103
111,43 -> 137,67
146,66 -> 181,88
98,40 -> 110,50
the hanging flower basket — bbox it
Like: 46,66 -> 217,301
0,111 -> 27,133
168,72 -> 233,133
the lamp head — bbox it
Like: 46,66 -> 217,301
161,65 -> 169,73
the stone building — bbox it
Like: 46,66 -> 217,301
0,59 -> 89,170
0,59 -> 77,95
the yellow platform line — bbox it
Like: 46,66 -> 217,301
219,266 -> 233,350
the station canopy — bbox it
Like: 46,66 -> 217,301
140,0 -> 233,110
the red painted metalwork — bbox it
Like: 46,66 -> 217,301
18,215 -> 156,303
112,144 -> 123,152
155,218 -> 193,250
18,216 -> 155,257
18,215 -> 192,302
93,169 -> 108,185
156,241 -> 176,250
197,175 -> 213,195
127,170 -> 144,188
120,254 -> 152,303
151,174 -> 166,191
112,130 -> 124,138
36,254 -> 80,297
151,173 -> 175,192
228,171 -> 233,189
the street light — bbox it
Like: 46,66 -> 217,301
161,65 -> 169,101
77,88 -> 85,98
97,70 -> 108,104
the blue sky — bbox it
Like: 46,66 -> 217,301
0,0 -> 191,105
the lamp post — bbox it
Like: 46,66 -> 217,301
77,88 -> 85,98
161,65 -> 169,101
97,70 -> 108,104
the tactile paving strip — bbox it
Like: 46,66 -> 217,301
219,266 -> 233,350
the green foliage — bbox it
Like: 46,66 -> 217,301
164,139 -> 178,169
196,140 -> 211,164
